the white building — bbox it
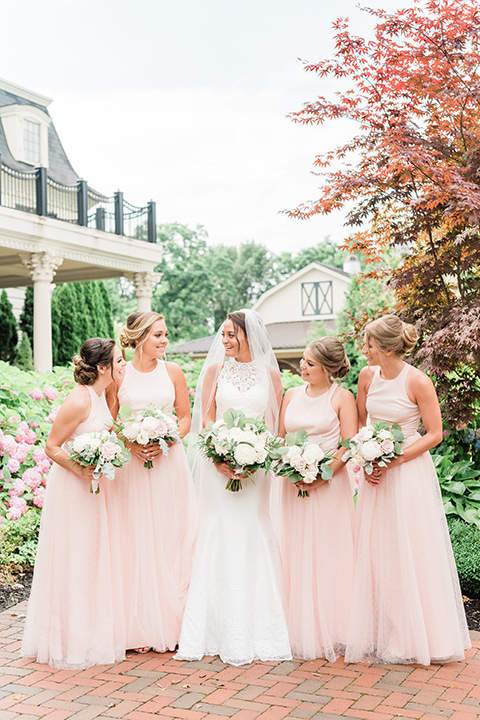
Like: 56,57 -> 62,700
0,78 -> 163,371
172,259 -> 360,371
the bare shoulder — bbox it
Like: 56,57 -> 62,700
164,360 -> 185,379
283,385 -> 302,403
55,384 -> 91,421
334,386 -> 355,403
406,365 -> 436,396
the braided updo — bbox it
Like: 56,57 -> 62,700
72,338 -> 116,385
364,314 -> 418,357
307,337 -> 351,381
119,311 -> 165,349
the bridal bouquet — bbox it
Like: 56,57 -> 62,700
273,429 -> 335,497
115,403 -> 180,468
342,421 -> 405,475
197,408 -> 284,491
66,430 -> 130,493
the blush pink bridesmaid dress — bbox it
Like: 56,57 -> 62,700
346,363 -> 470,664
278,383 -> 355,661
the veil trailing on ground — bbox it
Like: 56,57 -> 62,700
187,309 -> 283,486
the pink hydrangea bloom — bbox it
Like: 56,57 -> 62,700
7,458 -> 20,474
33,447 -> 49,464
1,434 -> 17,456
33,486 -> 45,508
16,421 -> 37,445
47,406 -> 60,423
9,477 -> 26,497
12,442 -> 30,463
43,385 -> 58,402
8,496 -> 27,520
29,388 -> 43,401
29,422 -> 39,429
22,467 -> 42,491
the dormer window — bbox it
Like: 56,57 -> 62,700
24,119 -> 40,164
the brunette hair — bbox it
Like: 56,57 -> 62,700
119,311 -> 165,349
72,338 -> 116,385
307,337 -> 350,381
227,311 -> 248,340
364,314 -> 418,357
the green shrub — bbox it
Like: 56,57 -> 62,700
0,509 -> 41,573
433,451 -> 480,528
15,333 -> 34,371
448,517 -> 480,598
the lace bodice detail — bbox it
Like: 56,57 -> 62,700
216,359 -> 269,420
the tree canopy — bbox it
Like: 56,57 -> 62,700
289,0 -> 480,424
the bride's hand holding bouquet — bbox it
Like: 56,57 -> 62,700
197,408 -> 284,491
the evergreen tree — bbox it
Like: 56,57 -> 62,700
53,284 -> 80,364
51,292 -> 61,366
98,281 -> 115,338
19,286 -> 34,346
15,332 -> 33,371
0,290 -> 18,362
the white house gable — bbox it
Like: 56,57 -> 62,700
253,262 -> 351,325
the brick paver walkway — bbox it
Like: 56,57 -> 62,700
1,602 -> 479,720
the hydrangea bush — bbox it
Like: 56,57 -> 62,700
0,361 -> 73,523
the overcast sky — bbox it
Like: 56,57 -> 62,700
2,0 -> 404,253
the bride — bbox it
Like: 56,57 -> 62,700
175,309 -> 291,666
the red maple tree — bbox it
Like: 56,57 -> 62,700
289,0 -> 480,424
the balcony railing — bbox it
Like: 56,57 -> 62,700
0,156 -> 157,243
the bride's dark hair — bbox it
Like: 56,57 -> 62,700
227,311 -> 248,340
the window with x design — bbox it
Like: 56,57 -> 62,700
301,281 -> 333,316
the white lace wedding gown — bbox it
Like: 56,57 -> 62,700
175,358 -> 292,666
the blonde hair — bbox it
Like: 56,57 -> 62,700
364,314 -> 418,356
307,337 -> 350,381
119,311 -> 165,349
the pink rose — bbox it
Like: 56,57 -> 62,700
7,458 -> 20,474
33,487 -> 45,508
291,455 -> 307,473
379,438 -> 395,454
43,386 -> 58,402
99,441 -> 118,461
29,388 -> 43,401
22,468 -> 42,491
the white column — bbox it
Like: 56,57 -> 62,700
132,271 -> 162,312
22,252 -> 63,373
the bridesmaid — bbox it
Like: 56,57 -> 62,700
21,338 -> 127,668
114,311 -> 197,654
346,314 -> 470,664
277,337 -> 357,661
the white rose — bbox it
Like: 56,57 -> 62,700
304,470 -> 317,484
240,430 -> 257,445
100,430 -> 110,442
122,422 -> 141,441
352,452 -> 366,467
72,434 -> 90,453
137,429 -> 150,446
361,440 -> 382,461
303,444 -> 325,465
234,442 -> 258,466
286,445 -> 302,460
377,429 -> 393,440
88,437 -> 101,451
256,449 -> 267,463
142,416 -> 161,433
228,427 -> 245,442
254,433 -> 268,451
214,441 -> 229,455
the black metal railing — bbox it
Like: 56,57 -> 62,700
0,154 -> 157,242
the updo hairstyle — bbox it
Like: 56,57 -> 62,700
119,311 -> 165,349
307,337 -> 350,381
364,314 -> 418,357
73,338 -> 116,385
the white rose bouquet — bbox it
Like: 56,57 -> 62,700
115,403 -> 181,468
66,430 -> 131,493
273,429 -> 335,497
197,408 -> 284,492
342,421 -> 405,476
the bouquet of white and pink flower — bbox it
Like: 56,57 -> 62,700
115,404 -> 181,468
342,421 -> 405,475
273,429 -> 335,497
66,430 -> 130,493
198,408 -> 284,492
